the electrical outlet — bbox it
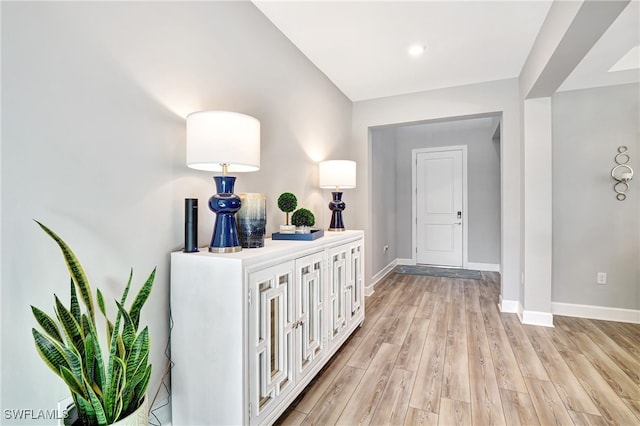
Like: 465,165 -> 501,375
597,272 -> 607,285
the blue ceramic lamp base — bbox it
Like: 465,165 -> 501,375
209,176 -> 242,253
328,191 -> 346,231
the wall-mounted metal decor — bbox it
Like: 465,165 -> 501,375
611,146 -> 634,201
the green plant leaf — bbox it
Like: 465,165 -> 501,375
129,268 -> 155,330
32,328 -> 69,378
85,378 -> 108,425
126,327 -> 149,379
54,295 -> 85,358
31,305 -> 63,344
97,288 -> 106,317
35,220 -> 95,322
116,301 -> 136,354
120,269 -> 134,307
69,278 -> 81,325
59,365 -> 86,399
82,315 -> 106,396
75,394 -> 97,426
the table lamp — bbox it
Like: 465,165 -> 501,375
186,111 -> 260,252
319,160 -> 356,231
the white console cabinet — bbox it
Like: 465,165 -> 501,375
170,230 -> 364,425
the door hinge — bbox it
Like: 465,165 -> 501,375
248,288 -> 252,305
249,402 -> 252,419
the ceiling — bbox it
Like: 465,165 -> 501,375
253,0 -> 639,102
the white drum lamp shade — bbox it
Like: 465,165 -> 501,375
319,160 -> 356,231
186,111 -> 260,172
319,160 -> 356,189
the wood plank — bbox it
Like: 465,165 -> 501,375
415,291 -> 437,319
403,407 -> 438,426
622,398 -> 640,422
294,335 -> 363,413
525,377 -> 574,426
592,320 -> 640,359
370,368 -> 415,426
384,305 -> 418,346
499,389 -> 540,426
396,317 -> 430,372
337,342 -> 400,425
567,410 -> 608,426
442,297 -> 470,402
427,301 -> 450,337
500,314 -> 550,381
483,312 -> 528,393
300,365 -> 366,425
467,311 -> 507,426
559,350 -> 639,425
438,398 -> 471,426
527,335 -> 600,415
463,280 -> 482,313
565,331 -> 640,400
347,313 -> 397,369
409,331 -> 446,414
278,409 -> 306,426
564,317 -> 640,386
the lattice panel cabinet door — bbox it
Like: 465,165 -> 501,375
248,261 -> 295,424
327,245 -> 348,349
347,241 -> 364,323
294,251 -> 326,380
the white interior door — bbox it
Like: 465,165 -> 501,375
416,149 -> 464,266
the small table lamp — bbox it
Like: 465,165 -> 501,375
186,111 -> 260,252
319,160 -> 356,231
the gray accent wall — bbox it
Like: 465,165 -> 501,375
1,2 -> 352,417
552,83 -> 640,310
370,128 -> 398,276
370,116 -> 501,275
395,117 -> 501,264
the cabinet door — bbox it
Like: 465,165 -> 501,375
295,252 -> 325,379
248,261 -> 295,423
348,242 -> 364,322
327,246 -> 348,346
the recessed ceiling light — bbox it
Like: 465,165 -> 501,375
408,44 -> 426,57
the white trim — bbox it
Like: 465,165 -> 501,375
552,302 -> 640,324
467,262 -> 500,272
396,258 -> 415,266
521,310 -> 554,327
411,145 -> 468,268
368,260 -> 398,295
498,296 -> 519,313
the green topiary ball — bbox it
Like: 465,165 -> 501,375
277,192 -> 297,213
291,208 -> 315,227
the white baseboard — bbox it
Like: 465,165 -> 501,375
552,302 -> 640,324
396,258 -> 414,266
466,262 -> 500,272
367,259 -> 398,296
521,309 -> 554,327
498,296 -> 519,313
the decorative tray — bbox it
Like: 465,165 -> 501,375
271,229 -> 324,241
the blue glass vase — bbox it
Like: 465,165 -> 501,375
237,193 -> 267,248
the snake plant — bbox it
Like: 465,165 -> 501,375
31,221 -> 155,425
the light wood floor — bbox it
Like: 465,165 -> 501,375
276,271 -> 640,425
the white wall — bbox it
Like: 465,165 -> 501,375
552,83 -> 639,311
352,78 -> 521,304
1,1 -> 351,421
